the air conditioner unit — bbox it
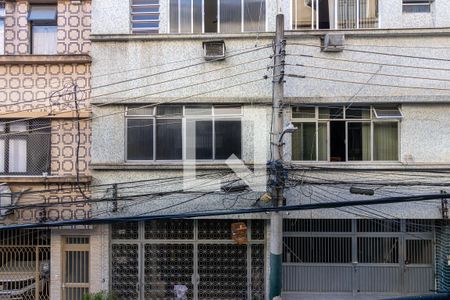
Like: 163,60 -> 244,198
203,40 -> 226,61
322,33 -> 345,52
0,184 -> 12,217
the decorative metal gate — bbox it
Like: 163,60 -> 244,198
282,219 -> 435,296
110,219 -> 265,300
0,229 -> 50,300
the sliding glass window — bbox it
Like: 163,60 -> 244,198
170,0 -> 265,33
126,105 -> 242,161
291,105 -> 401,162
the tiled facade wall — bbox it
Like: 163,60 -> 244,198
4,1 -> 29,55
4,0 -> 91,55
51,119 -> 91,176
57,0 -> 91,54
0,0 -> 92,225
0,63 -> 90,111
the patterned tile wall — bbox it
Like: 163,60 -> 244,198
57,0 -> 91,54
51,119 -> 91,177
2,182 -> 91,224
0,63 -> 91,111
4,0 -> 91,55
4,1 -> 29,55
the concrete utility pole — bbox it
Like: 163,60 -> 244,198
269,13 -> 286,300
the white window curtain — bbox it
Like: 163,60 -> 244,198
32,26 -> 57,54
9,139 -> 27,172
0,19 -> 4,55
0,139 -> 5,173
374,122 -> 398,161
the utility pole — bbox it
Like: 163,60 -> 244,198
269,13 -> 286,300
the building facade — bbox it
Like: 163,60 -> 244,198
0,1 -> 101,300
1,0 -> 450,299
88,0 -> 450,299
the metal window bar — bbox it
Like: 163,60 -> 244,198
0,229 -> 50,300
110,219 -> 265,299
0,120 -> 51,175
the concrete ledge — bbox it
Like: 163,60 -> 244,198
0,55 -> 92,65
90,32 -> 275,42
90,27 -> 450,42
0,175 -> 92,183
90,162 -> 262,171
0,111 -> 92,119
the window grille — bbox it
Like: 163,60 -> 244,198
283,236 -> 352,263
0,120 -> 51,175
292,0 -> 378,30
131,0 -> 160,34
357,237 -> 399,263
283,219 -> 352,232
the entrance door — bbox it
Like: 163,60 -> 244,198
111,220 -> 265,300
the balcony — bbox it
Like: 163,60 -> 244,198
292,0 -> 378,30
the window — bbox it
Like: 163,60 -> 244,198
291,105 -> 401,162
0,120 -> 51,175
125,105 -> 242,161
0,2 -> 4,55
131,0 -> 160,34
291,0 -> 378,30
403,0 -> 432,13
169,0 -> 265,34
28,5 -> 57,54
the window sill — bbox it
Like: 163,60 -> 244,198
289,161 -> 450,170
90,162 -> 260,171
0,54 -> 92,65
0,175 -> 91,183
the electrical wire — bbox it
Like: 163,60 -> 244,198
0,45 -> 271,110
288,42 -> 450,62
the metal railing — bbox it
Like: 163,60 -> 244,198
291,0 -> 378,30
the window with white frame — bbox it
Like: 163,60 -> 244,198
169,0 -> 265,34
291,105 -> 401,162
126,105 -> 242,161
0,1 -> 5,55
28,5 -> 57,54
402,0 -> 432,13
0,120 -> 51,175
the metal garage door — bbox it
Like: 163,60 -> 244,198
282,219 -> 435,296
110,219 -> 266,300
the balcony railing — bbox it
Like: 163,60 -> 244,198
292,0 -> 378,30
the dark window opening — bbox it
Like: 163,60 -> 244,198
330,121 -> 345,162
156,119 -> 183,160
215,120 -> 241,159
348,122 -> 370,161
204,0 -> 218,32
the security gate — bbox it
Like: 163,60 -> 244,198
283,219 -> 435,296
110,219 -> 265,300
0,229 -> 50,300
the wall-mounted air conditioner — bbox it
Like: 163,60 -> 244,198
0,184 -> 12,217
322,33 -> 345,52
203,40 -> 226,61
